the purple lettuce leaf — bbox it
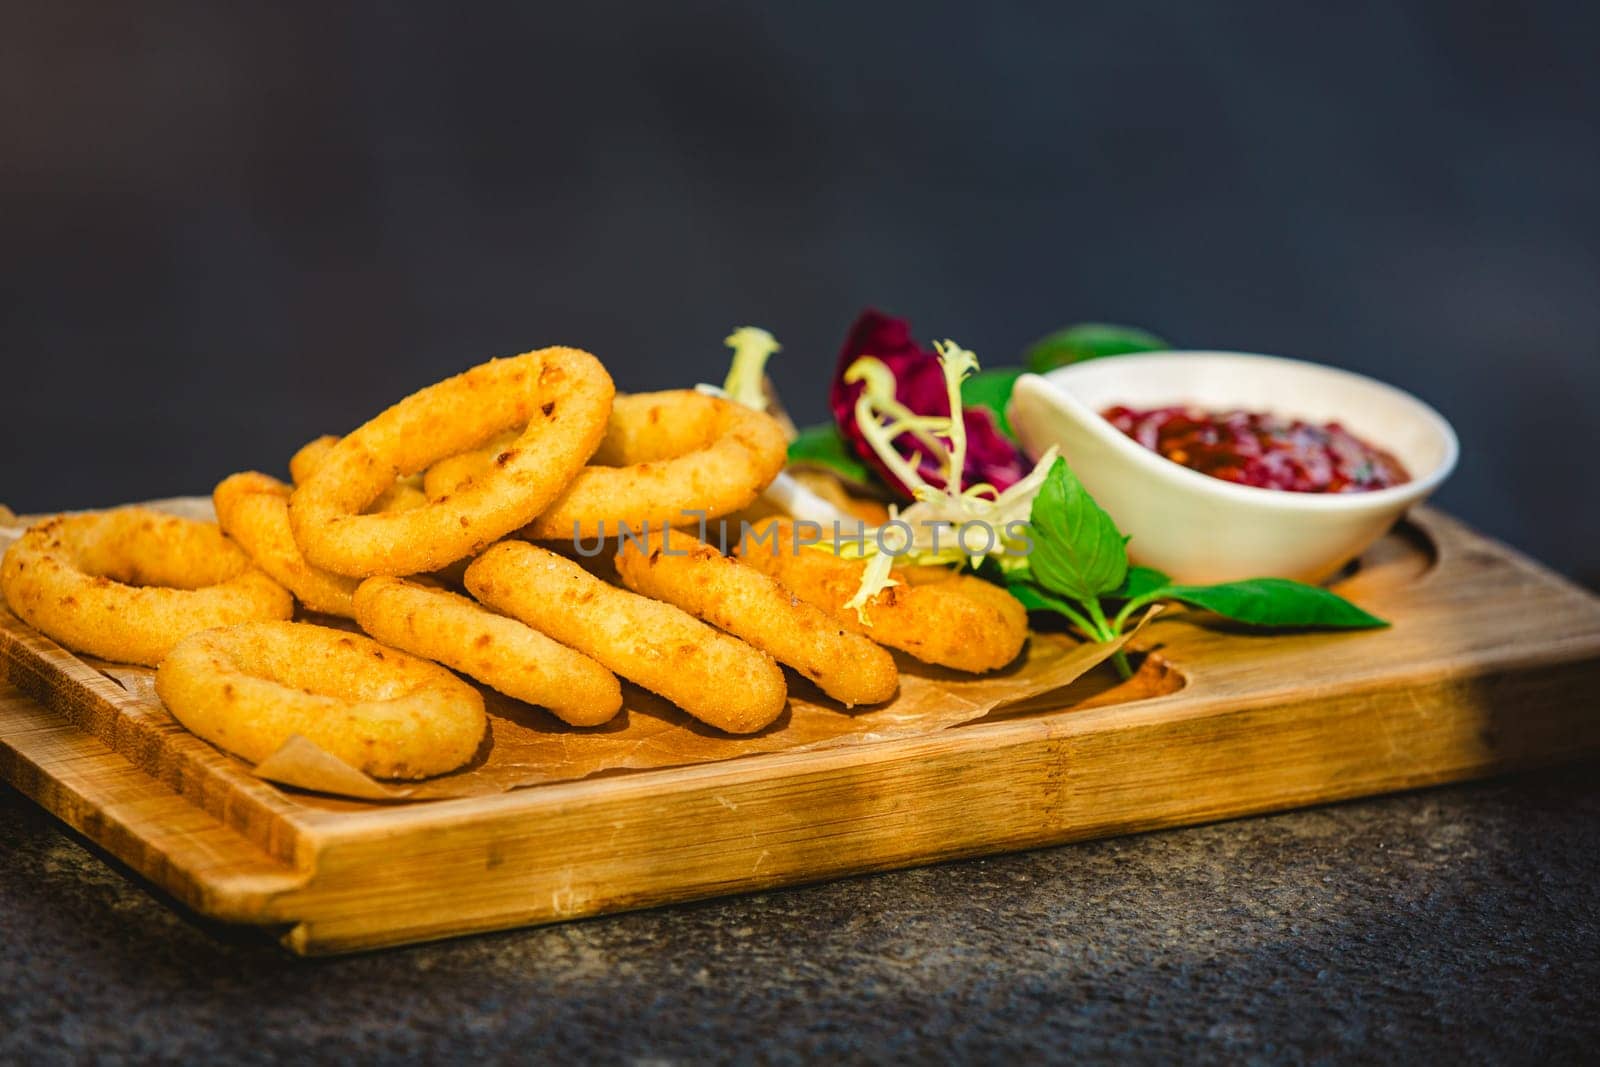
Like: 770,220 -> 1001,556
829,308 -> 1029,499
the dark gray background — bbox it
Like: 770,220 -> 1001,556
3,2 -> 1597,584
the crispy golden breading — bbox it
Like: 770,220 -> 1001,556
156,621 -> 485,779
288,443 -> 468,586
421,430 -> 515,505
0,508 -> 292,666
736,521 -> 1028,673
289,435 -> 427,514
353,576 -> 622,726
287,434 -> 339,486
427,391 -> 788,541
614,529 -> 897,707
214,472 -> 360,617
465,541 -> 787,734
289,348 -> 614,577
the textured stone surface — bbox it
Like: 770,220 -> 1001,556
2,768 -> 1598,1064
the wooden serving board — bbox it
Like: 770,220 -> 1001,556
3,507 -> 1599,955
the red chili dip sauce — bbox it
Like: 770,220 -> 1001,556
1100,405 -> 1410,493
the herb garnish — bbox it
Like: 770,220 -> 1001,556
1008,459 -> 1388,676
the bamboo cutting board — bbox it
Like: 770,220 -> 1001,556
2,507 -> 1599,955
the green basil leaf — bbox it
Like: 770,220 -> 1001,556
787,423 -> 872,484
1159,578 -> 1388,629
1004,580 -> 1071,614
1026,458 -> 1129,602
960,367 -> 1025,439
1024,323 -> 1170,373
1112,565 -> 1171,601
1004,564 -> 1037,586
1003,578 -> 1100,635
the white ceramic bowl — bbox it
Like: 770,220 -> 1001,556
1006,351 -> 1459,585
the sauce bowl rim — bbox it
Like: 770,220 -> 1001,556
1012,350 -> 1460,512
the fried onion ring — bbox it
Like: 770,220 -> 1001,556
155,621 -> 485,779
421,432 -> 514,503
0,508 -> 293,666
289,347 -> 614,577
287,434 -> 339,486
214,472 -> 360,617
614,529 -> 898,707
426,390 -> 788,541
465,541 -> 786,734
735,521 -> 1028,673
289,435 -> 426,514
352,576 -> 622,726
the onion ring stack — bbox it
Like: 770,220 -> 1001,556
290,347 -> 614,577
426,390 -> 788,541
2,338 -> 1052,783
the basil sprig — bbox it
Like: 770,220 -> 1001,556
1007,459 -> 1387,676
1108,576 -> 1387,634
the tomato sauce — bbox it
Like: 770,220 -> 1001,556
1101,405 -> 1410,493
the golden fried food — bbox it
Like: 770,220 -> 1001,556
288,441 -> 466,585
0,508 -> 293,666
614,529 -> 897,707
427,390 -> 788,541
352,576 -> 622,726
421,431 -> 514,503
289,435 -> 427,514
289,348 -> 614,577
287,434 -> 340,486
465,541 -> 787,734
156,621 -> 485,779
735,521 -> 1028,673
213,472 -> 360,617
